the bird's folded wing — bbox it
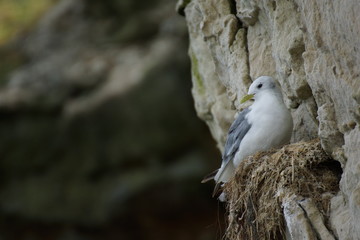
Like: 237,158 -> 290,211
215,107 -> 252,183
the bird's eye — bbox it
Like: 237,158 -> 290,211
257,83 -> 263,89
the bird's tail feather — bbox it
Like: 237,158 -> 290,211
201,169 -> 218,183
212,182 -> 222,197
211,161 -> 235,197
213,160 -> 233,183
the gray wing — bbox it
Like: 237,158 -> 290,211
222,107 -> 251,166
212,107 -> 252,196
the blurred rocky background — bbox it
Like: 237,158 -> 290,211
0,0 -> 224,239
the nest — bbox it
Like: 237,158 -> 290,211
223,139 -> 341,240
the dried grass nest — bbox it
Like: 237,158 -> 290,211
223,139 -> 341,240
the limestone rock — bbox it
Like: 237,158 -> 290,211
283,197 -> 318,240
182,0 -> 360,239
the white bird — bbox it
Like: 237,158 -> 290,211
203,76 -> 293,197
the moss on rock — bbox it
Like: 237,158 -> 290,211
190,51 -> 205,96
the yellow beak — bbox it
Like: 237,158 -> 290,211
240,94 -> 254,104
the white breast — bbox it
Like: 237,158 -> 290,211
233,92 -> 293,166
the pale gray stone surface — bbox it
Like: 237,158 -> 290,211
183,0 -> 360,239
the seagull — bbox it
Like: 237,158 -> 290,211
203,76 -> 293,197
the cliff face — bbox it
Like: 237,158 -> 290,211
180,0 -> 360,239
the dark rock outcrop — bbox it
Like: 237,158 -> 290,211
0,0 -> 223,239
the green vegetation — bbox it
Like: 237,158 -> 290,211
0,0 -> 56,45
0,0 -> 57,84
190,51 -> 205,95
0,48 -> 26,85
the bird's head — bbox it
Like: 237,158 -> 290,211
240,76 -> 278,103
